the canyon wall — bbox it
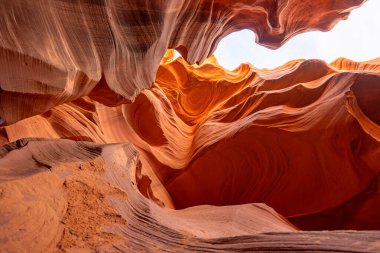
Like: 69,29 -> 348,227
1,0 -> 380,252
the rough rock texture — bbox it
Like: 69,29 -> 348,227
1,0 -> 380,252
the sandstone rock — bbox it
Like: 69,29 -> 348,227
1,0 -> 380,252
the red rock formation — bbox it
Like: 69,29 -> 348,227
2,138 -> 378,252
1,0 -> 380,252
0,0 -> 366,125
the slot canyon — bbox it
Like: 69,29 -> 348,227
0,0 -> 379,252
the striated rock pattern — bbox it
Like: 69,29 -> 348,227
0,0 -> 366,125
0,138 -> 379,252
1,0 -> 380,252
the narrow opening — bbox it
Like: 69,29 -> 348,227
214,0 -> 380,70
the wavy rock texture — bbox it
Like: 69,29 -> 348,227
1,0 -> 380,252
0,139 -> 297,252
0,0 -> 366,125
1,138 -> 379,253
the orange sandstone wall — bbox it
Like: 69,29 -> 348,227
0,0 -> 365,124
4,52 -> 380,231
1,0 -> 380,252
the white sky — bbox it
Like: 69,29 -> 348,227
213,0 -> 380,70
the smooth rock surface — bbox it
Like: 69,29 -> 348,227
1,0 -> 380,252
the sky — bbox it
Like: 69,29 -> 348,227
213,0 -> 380,70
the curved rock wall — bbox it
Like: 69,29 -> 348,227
1,0 -> 380,252
0,0 -> 365,124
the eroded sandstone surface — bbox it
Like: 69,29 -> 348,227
1,0 -> 380,252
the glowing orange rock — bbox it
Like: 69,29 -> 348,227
0,0 -> 365,125
127,53 -> 380,230
4,53 -> 380,232
1,0 -> 380,252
